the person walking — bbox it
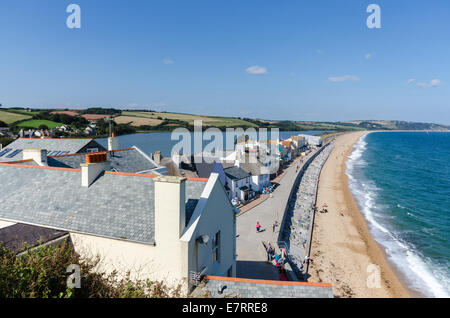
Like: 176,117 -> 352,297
256,221 -> 261,233
266,242 -> 272,261
272,220 -> 278,233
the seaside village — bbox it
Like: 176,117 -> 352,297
0,132 -> 335,298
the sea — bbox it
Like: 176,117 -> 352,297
347,131 -> 450,297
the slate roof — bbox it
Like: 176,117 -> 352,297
195,162 -> 217,179
47,147 -> 161,174
192,276 -> 334,298
0,165 -> 206,245
223,166 -> 250,180
239,154 -> 271,176
0,223 -> 68,253
0,138 -> 103,162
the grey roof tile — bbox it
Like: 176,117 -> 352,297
223,166 -> 250,180
0,138 -> 104,162
193,278 -> 334,298
0,165 -> 206,244
48,148 -> 159,173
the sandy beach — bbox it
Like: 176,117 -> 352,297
308,131 -> 411,298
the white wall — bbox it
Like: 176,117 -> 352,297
250,174 -> 270,192
0,220 -> 16,229
185,177 -> 236,285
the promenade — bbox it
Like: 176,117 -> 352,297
235,150 -> 317,280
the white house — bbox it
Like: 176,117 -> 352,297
297,134 -> 322,147
223,165 -> 252,203
0,153 -> 236,294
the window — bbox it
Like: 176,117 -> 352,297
212,231 -> 220,264
86,148 -> 99,153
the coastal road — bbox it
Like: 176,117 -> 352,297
235,150 -> 317,280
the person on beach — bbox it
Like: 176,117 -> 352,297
303,256 -> 311,265
273,220 -> 278,232
256,222 -> 261,233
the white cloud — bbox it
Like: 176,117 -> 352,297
246,65 -> 268,75
407,78 -> 416,84
163,59 -> 174,65
430,79 -> 441,87
365,53 -> 372,60
328,75 -> 360,83
415,79 -> 441,88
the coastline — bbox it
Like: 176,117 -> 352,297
308,131 -> 411,298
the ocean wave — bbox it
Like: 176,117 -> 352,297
346,134 -> 450,298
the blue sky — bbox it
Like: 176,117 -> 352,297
0,0 -> 449,124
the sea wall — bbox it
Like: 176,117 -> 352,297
278,143 -> 334,280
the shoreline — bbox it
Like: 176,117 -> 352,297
308,131 -> 411,298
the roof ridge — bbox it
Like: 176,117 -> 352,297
0,163 -> 81,172
50,148 -> 135,158
0,162 -> 208,181
204,275 -> 332,287
18,137 -> 93,141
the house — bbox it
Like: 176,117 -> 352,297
83,126 -> 95,136
0,127 -> 8,134
0,137 -> 106,162
0,154 -> 236,294
44,148 -> 167,175
288,135 -> 307,157
56,125 -> 72,132
173,154 -> 227,185
223,165 -> 253,203
237,156 -> 272,193
297,134 -> 322,147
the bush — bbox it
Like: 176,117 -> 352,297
0,241 -> 182,298
0,136 -> 14,147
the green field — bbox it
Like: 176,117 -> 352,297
5,109 -> 40,115
16,119 -> 62,129
0,110 -> 32,124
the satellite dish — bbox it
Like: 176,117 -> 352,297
197,234 -> 209,244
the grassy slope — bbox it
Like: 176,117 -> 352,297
0,110 -> 32,124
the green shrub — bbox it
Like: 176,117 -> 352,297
0,241 -> 182,298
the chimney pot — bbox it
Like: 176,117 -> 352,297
81,153 -> 110,187
108,135 -> 119,151
154,151 -> 161,165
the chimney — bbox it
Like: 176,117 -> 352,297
154,151 -> 161,165
23,148 -> 48,166
172,151 -> 181,168
108,133 -> 119,151
80,153 -> 110,187
154,176 -> 187,242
